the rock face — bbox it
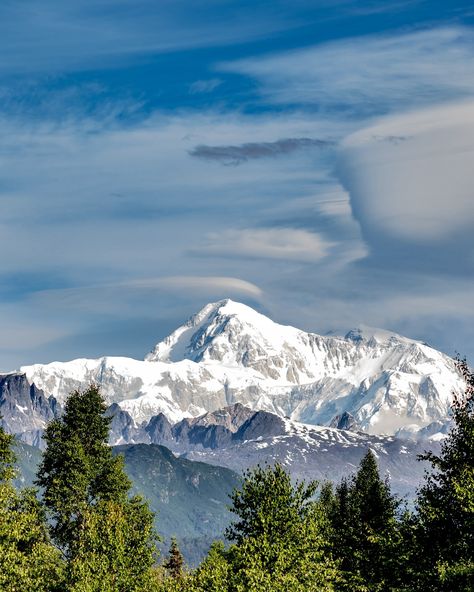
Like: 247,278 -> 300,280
330,411 -> 360,431
4,299 -> 464,438
100,402 -> 442,498
0,373 -> 58,447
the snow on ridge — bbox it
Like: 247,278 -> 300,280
15,299 -> 464,435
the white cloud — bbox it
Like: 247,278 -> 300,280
150,276 -> 263,298
31,276 -> 263,315
194,228 -> 333,262
220,27 -> 474,113
336,100 -> 474,271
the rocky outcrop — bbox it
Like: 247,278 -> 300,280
0,373 -> 59,446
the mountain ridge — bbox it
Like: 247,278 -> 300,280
2,299 -> 463,437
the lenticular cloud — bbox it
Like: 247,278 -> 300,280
336,100 -> 474,273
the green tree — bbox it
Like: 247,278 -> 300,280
164,537 -> 185,579
0,417 -> 16,481
67,498 -> 158,592
190,541 -> 230,592
0,419 -> 64,591
323,450 -> 402,591
415,357 -> 474,591
36,384 -> 132,554
225,463 -> 338,591
36,385 -> 159,591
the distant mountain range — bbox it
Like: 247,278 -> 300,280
1,299 -> 462,445
1,297 -> 462,519
106,402 -> 438,498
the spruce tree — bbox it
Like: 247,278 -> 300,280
36,385 -> 159,590
225,463 -> 338,591
324,449 -> 402,591
416,357 -> 474,591
164,537 -> 185,579
36,384 -> 132,554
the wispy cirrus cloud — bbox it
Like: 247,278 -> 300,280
0,0 -> 311,76
2,2 -> 474,370
220,27 -> 474,114
31,276 -> 263,313
189,79 -> 223,95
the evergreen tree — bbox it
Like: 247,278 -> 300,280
416,357 -> 474,591
36,384 -> 132,554
226,462 -> 318,545
323,449 -> 402,591
164,537 -> 185,579
225,463 -> 338,591
36,385 -> 159,590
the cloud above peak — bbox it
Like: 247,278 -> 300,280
193,228 -> 333,262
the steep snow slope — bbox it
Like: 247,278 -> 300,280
17,299 -> 463,435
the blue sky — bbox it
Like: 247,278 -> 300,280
1,0 -> 474,370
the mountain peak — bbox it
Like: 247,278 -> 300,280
343,325 -> 420,346
11,299 -> 464,438
145,299 -> 297,366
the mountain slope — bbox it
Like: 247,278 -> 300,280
5,299 -> 463,436
14,441 -> 240,565
112,402 -> 438,499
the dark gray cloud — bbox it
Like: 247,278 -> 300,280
189,137 -> 335,165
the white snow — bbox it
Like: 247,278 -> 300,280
17,299 -> 463,436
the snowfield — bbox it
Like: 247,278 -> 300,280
19,299 -> 462,436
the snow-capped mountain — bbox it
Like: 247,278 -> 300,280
3,299 -> 464,439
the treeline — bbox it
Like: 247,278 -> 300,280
0,359 -> 473,591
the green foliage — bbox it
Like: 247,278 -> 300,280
226,462 -> 318,545
0,483 -> 64,591
36,384 -> 132,553
66,498 -> 158,592
0,421 -> 63,591
415,357 -> 474,590
190,541 -> 230,592
225,463 -> 338,591
322,449 -> 403,591
36,384 -> 159,591
3,361 -> 474,592
164,537 -> 185,579
0,415 -> 17,482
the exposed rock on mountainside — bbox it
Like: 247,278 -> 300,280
106,403 -> 440,498
2,299 -> 463,439
0,373 -> 58,447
